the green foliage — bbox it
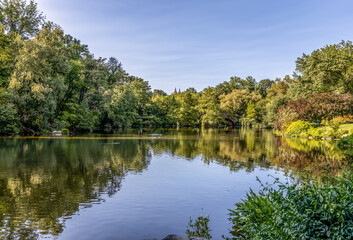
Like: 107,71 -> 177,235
337,134 -> 353,148
104,83 -> 139,129
285,120 -> 311,137
186,215 -> 212,240
228,171 -> 353,239
326,121 -> 348,139
61,128 -> 69,134
0,28 -> 11,86
263,95 -> 287,125
199,87 -> 224,126
296,40 -> 353,94
273,107 -> 299,131
245,100 -> 256,119
0,0 -> 352,134
174,91 -> 199,126
219,89 -> 261,119
0,0 -> 45,39
306,127 -> 324,139
332,115 -> 353,125
0,88 -> 19,134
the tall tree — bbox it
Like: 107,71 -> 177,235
8,24 -> 68,133
199,87 -> 224,126
295,40 -> 353,94
219,89 -> 261,119
0,0 -> 45,39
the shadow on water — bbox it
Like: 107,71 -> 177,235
0,128 -> 351,239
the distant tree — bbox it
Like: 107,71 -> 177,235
152,89 -> 167,97
174,92 -> 199,125
266,78 -> 289,98
106,57 -> 124,84
278,93 -> 353,123
199,87 -> 224,126
185,87 -> 197,93
219,89 -> 261,118
244,76 -> 256,92
0,88 -> 19,134
256,79 -> 274,98
9,24 -> 68,132
246,100 -> 257,119
295,40 -> 353,94
0,0 -> 45,39
0,28 -> 11,86
105,83 -> 138,128
215,76 -> 246,96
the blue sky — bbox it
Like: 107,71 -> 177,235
36,0 -> 353,93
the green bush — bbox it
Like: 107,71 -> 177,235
327,121 -> 348,139
227,171 -> 353,239
306,127 -> 324,139
61,128 -> 69,134
337,134 -> 353,148
285,120 -> 311,137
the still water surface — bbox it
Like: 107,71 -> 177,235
0,129 -> 351,239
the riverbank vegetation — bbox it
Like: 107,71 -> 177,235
227,170 -> 353,239
1,0 -> 353,136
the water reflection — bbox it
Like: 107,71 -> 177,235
0,139 -> 151,239
0,129 -> 351,239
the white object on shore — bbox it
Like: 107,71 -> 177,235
52,131 -> 62,136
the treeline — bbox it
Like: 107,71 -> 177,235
1,0 -> 353,135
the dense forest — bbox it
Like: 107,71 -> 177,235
1,0 -> 353,135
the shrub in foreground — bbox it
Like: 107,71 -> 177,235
228,172 -> 353,239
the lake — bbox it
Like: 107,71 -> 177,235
0,128 -> 351,239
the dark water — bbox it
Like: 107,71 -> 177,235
0,129 -> 351,239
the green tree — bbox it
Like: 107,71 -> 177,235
199,87 -> 224,126
9,24 -> 68,133
295,40 -> 353,94
174,92 -> 199,126
0,88 -> 19,134
246,100 -> 257,119
0,27 -> 11,86
219,89 -> 261,118
105,83 -> 139,128
256,79 -> 274,98
0,0 -> 45,39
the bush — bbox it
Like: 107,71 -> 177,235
273,107 -> 299,131
227,171 -> 353,239
332,115 -> 353,124
306,127 -> 324,139
327,121 -> 348,139
285,120 -> 311,137
337,134 -> 353,148
61,128 -> 69,134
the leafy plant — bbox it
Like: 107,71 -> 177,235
337,134 -> 353,148
61,128 -> 69,134
285,120 -> 311,137
327,121 -> 348,139
227,171 -> 353,239
332,115 -> 353,124
186,215 -> 212,239
306,127 -> 323,139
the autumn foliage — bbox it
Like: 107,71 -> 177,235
274,93 -> 353,130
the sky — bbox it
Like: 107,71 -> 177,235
36,0 -> 353,93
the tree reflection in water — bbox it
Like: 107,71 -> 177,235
0,129 -> 351,239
